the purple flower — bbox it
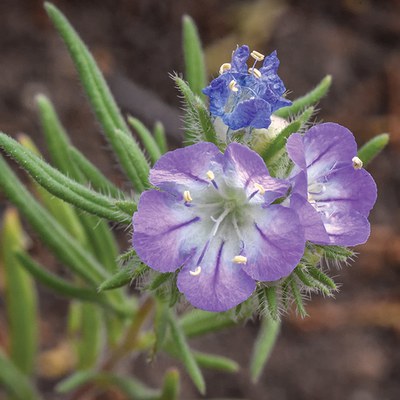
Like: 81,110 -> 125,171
202,45 -> 291,131
286,123 -> 377,246
133,142 -> 305,312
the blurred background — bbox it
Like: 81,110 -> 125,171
0,0 -> 399,399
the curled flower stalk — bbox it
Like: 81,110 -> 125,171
203,45 -> 291,132
133,142 -> 305,311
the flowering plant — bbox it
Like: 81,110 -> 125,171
0,3 -> 388,399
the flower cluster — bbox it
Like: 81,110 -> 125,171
132,46 -> 377,313
202,46 -> 291,131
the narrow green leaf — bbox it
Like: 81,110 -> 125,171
357,133 -> 389,166
153,300 -> 169,356
262,286 -> 279,321
194,352 -> 239,373
154,121 -> 168,154
44,3 -> 147,188
0,208 -> 38,375
295,265 -> 331,296
55,370 -> 95,394
148,272 -> 173,291
173,75 -> 218,145
114,128 -> 150,187
307,266 -> 337,290
76,303 -> 102,369
289,276 -> 308,318
167,310 -> 205,394
69,147 -> 122,198
0,155 -> 108,285
159,369 -> 180,400
317,244 -> 355,262
275,75 -> 332,118
0,133 -> 131,224
15,251 -> 128,316
261,120 -> 301,164
182,15 -> 206,98
180,310 -> 235,338
36,94 -> 83,178
98,257 -> 148,291
127,117 -> 162,165
250,317 -> 281,382
98,268 -> 134,291
0,350 -> 42,400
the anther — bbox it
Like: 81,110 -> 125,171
229,80 -> 239,92
189,266 -> 202,276
248,68 -> 262,78
250,50 -> 265,62
352,156 -> 363,170
232,255 -> 247,264
254,183 -> 266,195
219,62 -> 231,75
206,170 -> 215,180
183,190 -> 192,202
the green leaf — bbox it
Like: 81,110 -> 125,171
69,147 -> 122,198
173,75 -> 218,146
289,275 -> 308,318
357,133 -> 389,166
307,265 -> 337,290
76,304 -> 102,369
0,209 -> 38,375
15,251 -> 129,316
275,75 -> 332,118
250,317 -> 281,382
182,15 -> 206,98
0,155 -> 109,286
44,3 -> 148,189
98,257 -> 148,291
0,133 -> 131,224
258,286 -> 279,321
262,106 -> 316,165
193,352 -> 239,373
317,244 -> 355,262
36,94 -> 83,178
167,309 -> 205,394
159,369 -> 180,400
180,309 -> 235,338
0,350 -> 42,400
128,117 -> 162,165
154,121 -> 168,154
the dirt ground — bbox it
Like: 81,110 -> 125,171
1,0 -> 400,399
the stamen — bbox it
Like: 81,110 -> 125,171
250,50 -> 265,62
206,170 -> 215,180
206,170 -> 218,189
248,68 -> 261,78
183,190 -> 193,202
352,156 -> 363,170
189,266 -> 202,276
254,183 -> 266,195
219,62 -> 231,75
229,80 -> 239,92
232,255 -> 247,264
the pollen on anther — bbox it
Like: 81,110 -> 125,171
183,190 -> 193,202
219,62 -> 231,75
250,50 -> 265,62
189,266 -> 202,276
229,80 -> 239,92
232,255 -> 247,264
206,170 -> 215,180
254,183 -> 266,195
352,156 -> 363,170
248,68 -> 262,78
